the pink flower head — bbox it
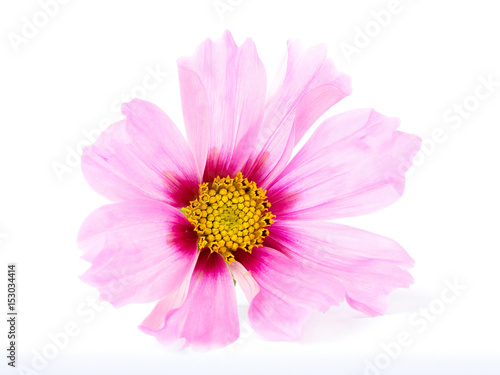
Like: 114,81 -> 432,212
78,31 -> 421,349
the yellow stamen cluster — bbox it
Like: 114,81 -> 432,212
183,172 -> 275,263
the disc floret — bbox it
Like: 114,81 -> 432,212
183,172 -> 275,263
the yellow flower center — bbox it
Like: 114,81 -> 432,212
183,172 -> 275,263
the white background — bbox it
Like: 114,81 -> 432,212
1,0 -> 500,374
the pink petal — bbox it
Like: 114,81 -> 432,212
235,247 -> 345,340
267,109 -> 421,220
242,40 -> 351,188
178,30 -> 267,180
266,220 -> 414,316
139,250 -> 239,349
78,199 -> 198,307
230,261 -> 259,302
139,259 -> 196,331
81,98 -> 200,208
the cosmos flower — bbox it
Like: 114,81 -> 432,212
78,31 -> 421,349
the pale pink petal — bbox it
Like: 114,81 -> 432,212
267,109 -> 421,220
78,199 -> 198,308
235,247 -> 345,340
140,259 -> 197,331
242,40 -> 351,188
266,220 -> 414,316
178,30 -> 267,180
81,98 -> 200,208
140,250 -> 239,349
230,261 -> 260,302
